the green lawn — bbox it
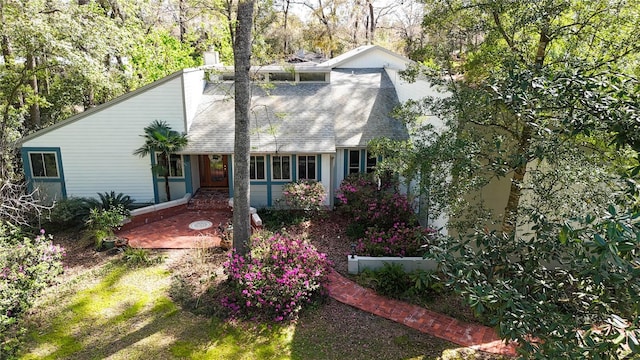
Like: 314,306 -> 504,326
19,252 -> 502,360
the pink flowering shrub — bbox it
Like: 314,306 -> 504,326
337,174 -> 417,233
223,232 -> 332,321
280,180 -> 327,213
356,222 -> 436,257
1,226 -> 65,356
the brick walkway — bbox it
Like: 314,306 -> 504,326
117,210 -> 232,249
325,270 -> 518,357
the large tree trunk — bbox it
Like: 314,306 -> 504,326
232,0 -> 255,256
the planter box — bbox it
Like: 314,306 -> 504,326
347,255 -> 437,274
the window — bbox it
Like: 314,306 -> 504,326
156,153 -> 184,177
366,152 -> 377,173
250,155 -> 266,180
299,72 -> 326,82
272,155 -> 291,180
269,72 -> 295,82
297,155 -> 317,180
29,152 -> 59,178
348,150 -> 360,174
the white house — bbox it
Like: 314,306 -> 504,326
20,45 -> 439,209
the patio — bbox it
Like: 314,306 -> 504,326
117,210 -> 232,249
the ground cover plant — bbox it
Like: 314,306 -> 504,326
0,225 -> 64,358
15,231 -> 506,360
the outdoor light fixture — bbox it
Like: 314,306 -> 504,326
350,243 -> 356,259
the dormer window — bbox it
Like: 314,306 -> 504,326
269,72 -> 295,82
299,72 -> 326,82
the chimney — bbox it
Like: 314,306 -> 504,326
204,48 -> 221,66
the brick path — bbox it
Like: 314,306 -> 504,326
325,270 -> 518,357
117,210 -> 232,249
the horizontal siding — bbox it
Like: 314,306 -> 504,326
23,77 -> 186,203
250,184 -> 268,208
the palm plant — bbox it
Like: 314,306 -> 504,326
133,120 -> 188,201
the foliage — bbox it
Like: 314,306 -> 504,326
356,222 -> 435,257
47,197 -> 100,230
97,191 -> 135,216
0,225 -> 64,358
279,180 -> 327,213
85,207 -> 125,249
360,264 -> 444,300
257,208 -> 307,229
336,174 -> 416,235
121,248 -> 160,267
223,232 -> 332,321
427,206 -> 640,358
133,120 -> 188,202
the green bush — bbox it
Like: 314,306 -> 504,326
97,191 -> 135,216
47,197 -> 97,230
0,224 -> 64,358
86,206 -> 126,249
367,263 -> 412,297
279,180 -> 326,213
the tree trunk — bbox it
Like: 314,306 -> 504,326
26,54 -> 41,129
179,0 -> 187,43
368,1 -> 374,44
232,0 -> 255,256
161,153 -> 172,201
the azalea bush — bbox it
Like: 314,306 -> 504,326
223,232 -> 332,321
337,174 -> 416,234
279,180 -> 327,213
1,225 -> 65,357
356,222 -> 436,257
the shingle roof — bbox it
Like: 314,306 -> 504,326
182,68 -> 408,154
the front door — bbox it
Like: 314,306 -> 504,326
200,154 -> 229,187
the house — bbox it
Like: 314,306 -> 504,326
19,45 -> 438,209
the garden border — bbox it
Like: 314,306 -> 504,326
347,255 -> 437,274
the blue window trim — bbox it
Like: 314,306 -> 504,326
360,149 -> 366,172
21,147 -> 67,198
295,154 -> 321,181
228,154 -> 234,197
151,152 -> 190,204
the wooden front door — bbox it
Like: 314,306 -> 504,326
200,154 -> 229,187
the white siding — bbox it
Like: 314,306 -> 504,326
250,184 -> 268,208
336,48 -> 409,70
320,153 -> 332,206
182,69 -> 206,131
23,77 -> 186,203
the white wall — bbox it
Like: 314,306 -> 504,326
336,48 -> 409,70
23,76 -> 186,203
182,69 -> 206,131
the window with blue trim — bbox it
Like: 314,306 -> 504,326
348,150 -> 360,174
272,155 -> 291,180
297,155 -> 316,180
250,155 -> 266,180
366,151 -> 377,173
29,152 -> 59,178
156,153 -> 184,178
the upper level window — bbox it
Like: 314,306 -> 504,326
298,155 -> 317,180
156,153 -> 184,178
269,72 -> 295,82
250,155 -> 266,180
366,152 -> 377,173
272,155 -> 291,180
348,150 -> 360,174
299,72 -> 326,82
29,152 -> 59,178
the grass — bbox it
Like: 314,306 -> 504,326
18,233 -> 507,359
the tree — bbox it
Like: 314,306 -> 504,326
133,120 -> 188,202
372,0 -> 640,357
231,0 -> 255,256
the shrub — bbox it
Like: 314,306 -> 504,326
97,191 -> 135,216
337,174 -> 416,233
356,222 -> 436,257
0,225 -> 64,357
223,232 -> 332,321
279,180 -> 326,213
86,206 -> 126,249
47,197 -> 98,230
366,263 -> 412,297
